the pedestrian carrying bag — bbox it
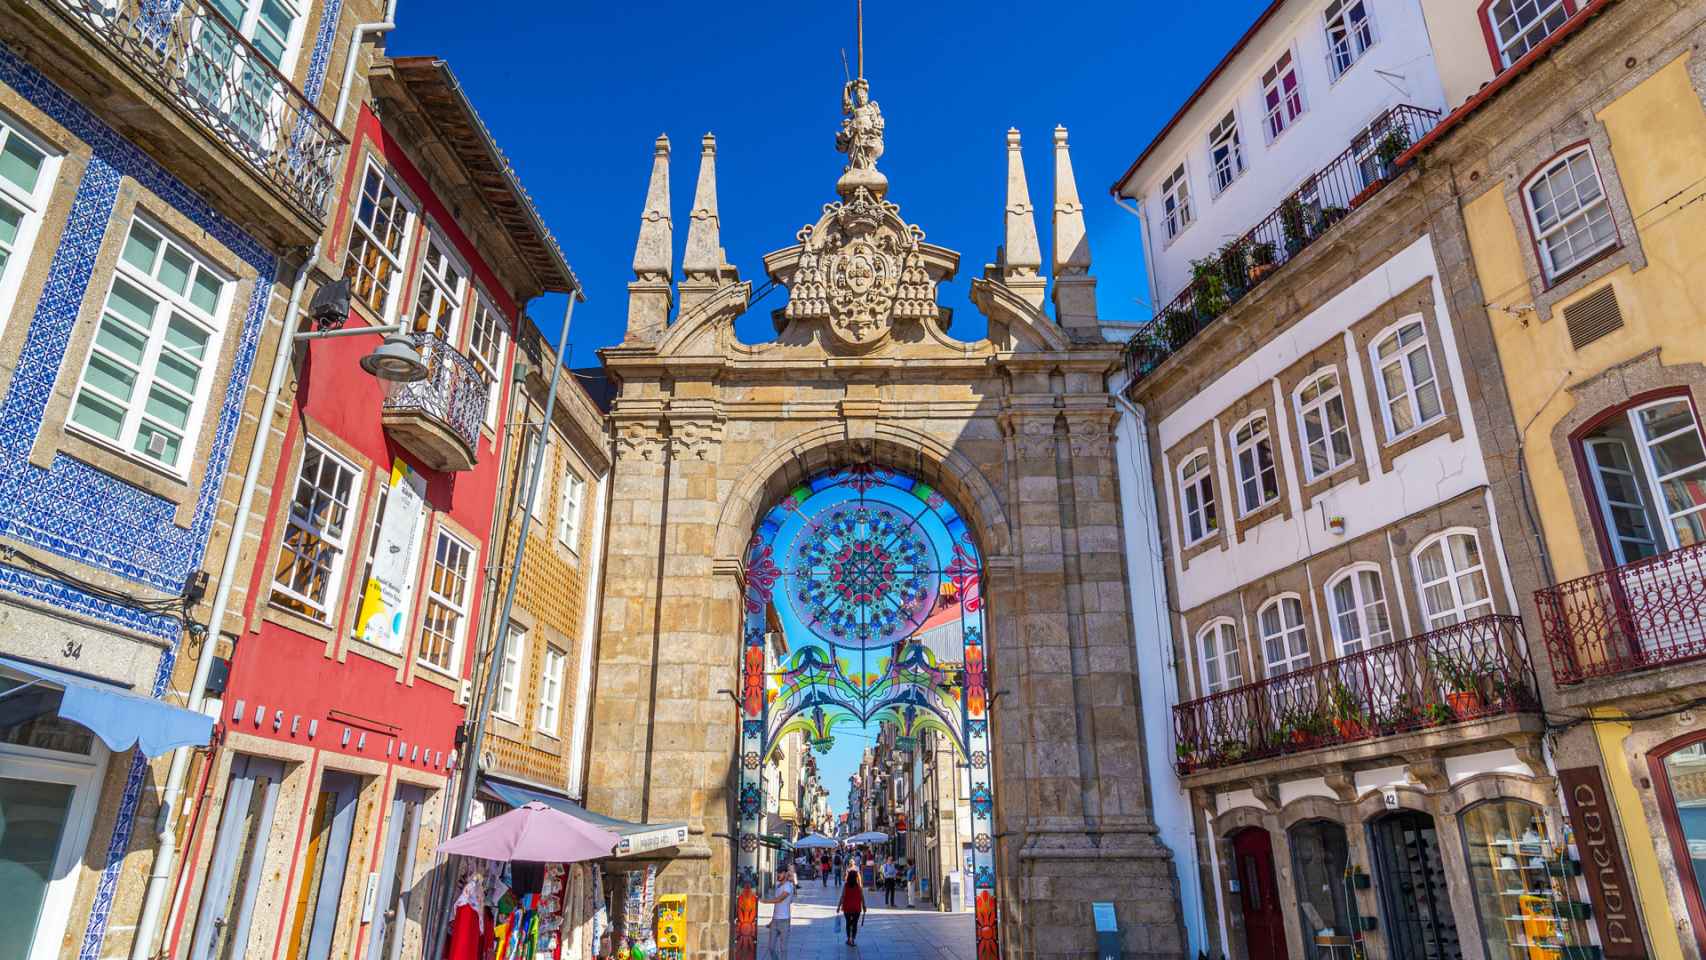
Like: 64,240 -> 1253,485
835,913 -> 843,933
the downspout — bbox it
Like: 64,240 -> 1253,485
1115,195 -> 1162,318
133,4 -> 397,957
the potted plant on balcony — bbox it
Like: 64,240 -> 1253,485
1419,701 -> 1454,727
1190,255 -> 1232,320
1432,654 -> 1487,720
1328,682 -> 1367,739
1176,741 -> 1196,775
1280,195 -> 1310,257
1375,125 -> 1412,181
1248,241 -> 1278,283
1217,241 -> 1250,302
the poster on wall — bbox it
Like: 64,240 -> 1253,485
355,459 -> 427,650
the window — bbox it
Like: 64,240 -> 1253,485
1261,51 -> 1304,140
418,531 -> 474,675
525,428 -> 551,524
1326,566 -> 1393,656
69,217 -> 229,472
1461,800 -> 1590,960
1232,415 -> 1279,515
1582,397 -> 1706,563
1208,111 -> 1245,195
1372,319 -> 1444,439
1295,371 -> 1353,479
344,162 -> 412,318
410,232 -> 467,343
1160,163 -> 1193,241
467,294 -> 506,428
1487,0 -> 1572,67
184,0 -> 303,146
1258,596 -> 1312,677
1178,450 -> 1218,546
1196,620 -> 1245,695
537,645 -> 566,735
1413,531 -> 1495,628
1525,147 -> 1615,281
1325,0 -> 1374,78
0,115 -> 57,321
271,438 -> 361,620
494,625 -> 525,721
559,471 -> 585,551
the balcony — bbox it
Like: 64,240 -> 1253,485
17,0 -> 345,239
381,334 -> 488,472
1123,104 -> 1441,387
1173,615 -> 1537,776
1537,543 -> 1706,685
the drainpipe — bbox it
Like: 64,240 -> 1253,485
1114,195 -> 1162,318
132,4 -> 397,957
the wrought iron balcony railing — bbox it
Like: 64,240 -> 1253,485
1123,104 -> 1442,387
381,333 -> 487,471
1173,615 -> 1536,774
47,0 -> 345,222
1537,542 -> 1706,684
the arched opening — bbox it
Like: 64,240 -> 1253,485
1286,819 -> 1351,958
1230,826 -> 1288,960
731,463 -> 997,960
1368,810 -> 1461,960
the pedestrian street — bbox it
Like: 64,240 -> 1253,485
756,878 -> 976,960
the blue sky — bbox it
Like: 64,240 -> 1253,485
391,0 -> 1271,813
392,0 -> 1275,358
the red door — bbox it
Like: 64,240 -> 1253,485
1233,828 -> 1289,960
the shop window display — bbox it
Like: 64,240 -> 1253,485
1371,811 -> 1462,960
1460,800 -> 1593,960
1289,820 -> 1354,958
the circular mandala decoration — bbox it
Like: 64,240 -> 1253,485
786,501 -> 936,649
974,833 -> 991,853
743,751 -> 760,770
970,750 -> 987,769
739,833 -> 758,852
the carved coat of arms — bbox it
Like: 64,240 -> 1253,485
785,189 -> 935,351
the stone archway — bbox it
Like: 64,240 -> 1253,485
582,75 -> 1184,959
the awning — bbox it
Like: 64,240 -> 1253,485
481,777 -> 688,858
0,656 -> 213,757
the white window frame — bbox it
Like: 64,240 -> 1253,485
1625,397 -> 1706,552
409,228 -> 469,344
1487,0 -> 1573,68
1260,49 -> 1305,141
0,718 -> 107,960
1160,162 -> 1193,243
67,215 -> 232,475
1196,618 -> 1246,697
466,291 -> 507,429
1412,529 -> 1496,630
558,468 -> 585,553
1583,436 -> 1662,565
537,644 -> 566,736
344,159 -> 416,321
0,113 -> 61,328
417,528 -> 475,677
494,624 -> 526,722
1294,370 -> 1355,481
526,427 -> 551,525
1231,413 -> 1280,516
1369,316 -> 1445,441
1207,111 -> 1246,196
1178,449 -> 1219,547
1324,0 -> 1375,80
1523,146 -> 1616,282
1257,594 -> 1313,677
1324,563 -> 1394,657
270,437 -> 362,621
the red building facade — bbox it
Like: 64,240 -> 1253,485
164,56 -> 576,960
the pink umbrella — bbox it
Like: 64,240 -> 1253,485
439,802 -> 620,862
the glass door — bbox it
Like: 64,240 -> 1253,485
1288,820 -> 1352,959
284,770 -> 361,960
367,784 -> 426,960
192,754 -> 286,960
1371,812 -> 1462,960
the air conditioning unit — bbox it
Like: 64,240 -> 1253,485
456,679 -> 473,705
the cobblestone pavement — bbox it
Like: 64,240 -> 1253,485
757,875 -> 976,960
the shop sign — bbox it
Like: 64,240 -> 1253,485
617,825 -> 689,856
1558,766 -> 1649,958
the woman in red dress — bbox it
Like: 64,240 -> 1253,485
839,869 -> 866,946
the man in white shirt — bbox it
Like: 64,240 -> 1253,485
761,868 -> 797,959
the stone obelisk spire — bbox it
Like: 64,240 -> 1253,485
1000,128 -> 1047,310
624,134 -> 673,343
680,133 -> 738,314
1051,125 -> 1100,340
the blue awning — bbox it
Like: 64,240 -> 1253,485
0,657 -> 213,757
480,776 -> 688,858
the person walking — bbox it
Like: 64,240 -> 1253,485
833,851 -> 843,886
839,868 -> 866,946
760,868 -> 797,959
820,853 -> 830,887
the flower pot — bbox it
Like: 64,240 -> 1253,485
1446,690 -> 1482,720
1332,718 -> 1367,739
1290,728 -> 1311,746
1248,262 -> 1276,283
1348,180 -> 1386,209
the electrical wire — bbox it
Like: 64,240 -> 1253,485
0,544 -> 192,621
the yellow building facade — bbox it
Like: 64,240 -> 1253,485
1419,0 -> 1706,955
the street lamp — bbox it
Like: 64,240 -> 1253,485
300,277 -> 428,383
